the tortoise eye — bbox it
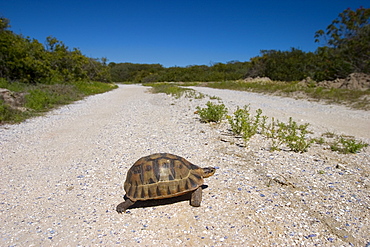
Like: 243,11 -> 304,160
145,165 -> 152,171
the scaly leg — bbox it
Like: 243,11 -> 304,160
190,187 -> 202,207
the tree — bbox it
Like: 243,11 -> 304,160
0,17 -> 111,84
314,7 -> 370,74
0,17 -> 10,31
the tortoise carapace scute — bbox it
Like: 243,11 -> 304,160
116,153 -> 216,213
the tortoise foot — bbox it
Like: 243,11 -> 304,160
116,198 -> 135,213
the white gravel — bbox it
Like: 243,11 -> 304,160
1,84 -> 369,246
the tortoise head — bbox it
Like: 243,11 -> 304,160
201,167 -> 216,178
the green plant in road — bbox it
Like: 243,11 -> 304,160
227,105 -> 266,142
196,100 -> 368,154
227,106 -> 250,135
196,101 -> 227,123
276,117 -> 314,153
330,136 -> 368,154
149,83 -> 204,99
265,117 -> 283,151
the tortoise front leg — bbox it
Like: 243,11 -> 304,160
116,198 -> 135,213
190,187 -> 202,207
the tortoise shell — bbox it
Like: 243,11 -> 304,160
124,153 -> 213,201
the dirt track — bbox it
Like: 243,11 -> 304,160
1,84 -> 369,246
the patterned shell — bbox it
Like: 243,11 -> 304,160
124,153 -> 205,200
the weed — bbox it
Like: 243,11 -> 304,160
149,83 -> 204,99
322,131 -> 336,138
313,137 -> 326,145
276,117 -> 314,153
330,136 -> 368,154
319,132 -> 368,154
227,105 -> 266,142
227,106 -> 250,135
196,101 -> 227,123
264,117 -> 282,151
184,90 -> 205,99
209,95 -> 221,100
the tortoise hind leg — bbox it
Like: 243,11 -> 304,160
190,187 -> 202,207
116,198 -> 135,213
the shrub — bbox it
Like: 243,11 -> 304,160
227,105 -> 266,141
0,100 -> 30,123
276,117 -> 314,153
196,101 -> 227,123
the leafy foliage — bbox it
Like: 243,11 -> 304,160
0,16 -> 116,124
329,135 -> 368,154
0,17 -> 111,84
216,106 -> 367,153
227,105 -> 267,142
314,7 -> 370,75
196,101 -> 228,123
245,48 -> 317,81
227,107 -> 313,152
109,61 -> 250,83
275,117 -> 314,153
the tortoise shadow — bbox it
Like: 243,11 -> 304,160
125,185 -> 209,210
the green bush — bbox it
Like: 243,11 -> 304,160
0,100 -> 30,123
275,117 -> 314,153
227,105 -> 266,141
196,101 -> 227,123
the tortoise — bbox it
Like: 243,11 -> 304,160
116,153 -> 216,213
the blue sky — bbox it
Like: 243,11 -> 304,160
0,0 -> 368,67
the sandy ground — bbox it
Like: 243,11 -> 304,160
0,84 -> 369,246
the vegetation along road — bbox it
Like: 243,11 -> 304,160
0,84 -> 369,246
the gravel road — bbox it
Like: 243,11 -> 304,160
1,84 -> 369,246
